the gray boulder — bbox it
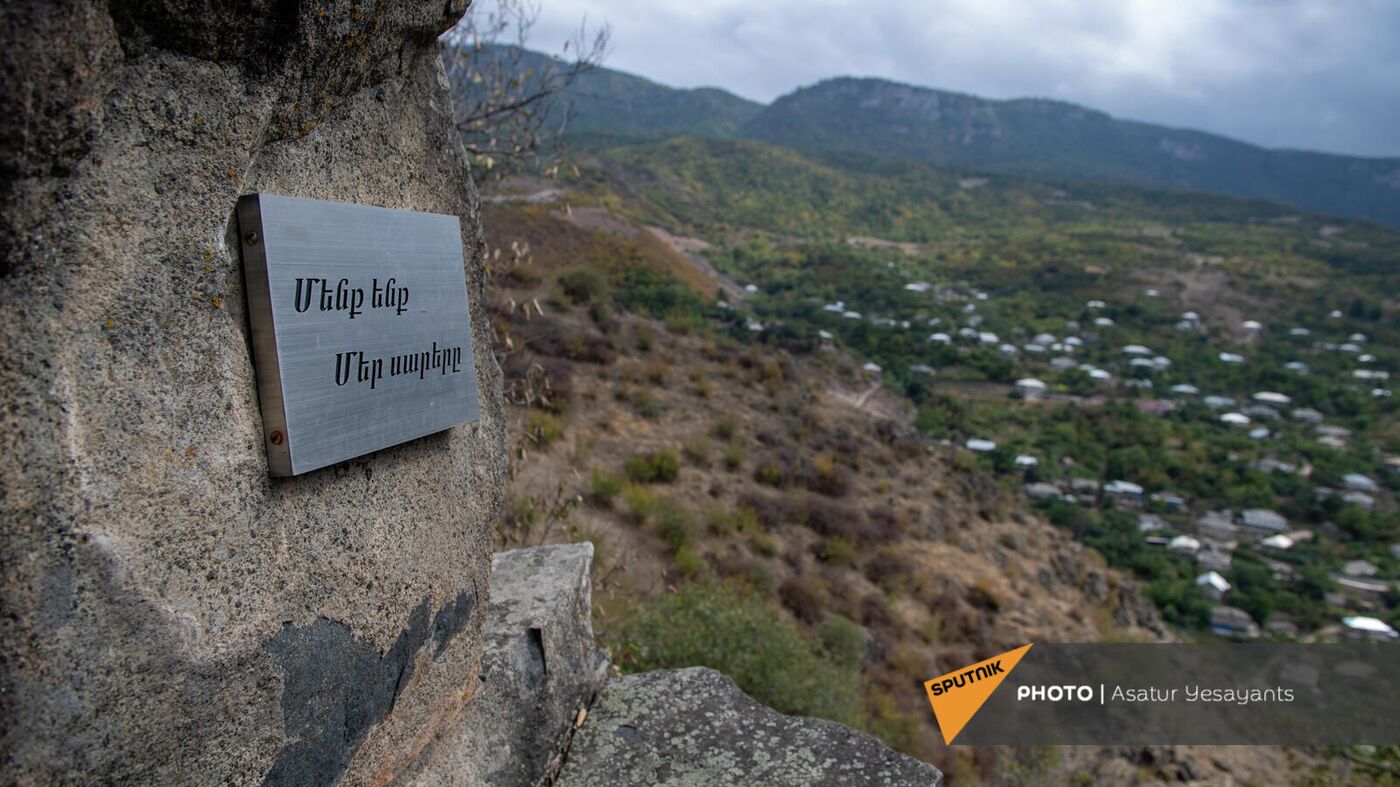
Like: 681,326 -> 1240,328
409,543 -> 610,785
556,667 -> 943,786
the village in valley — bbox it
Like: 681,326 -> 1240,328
708,219 -> 1398,645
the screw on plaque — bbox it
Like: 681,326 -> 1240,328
269,431 -> 284,445
245,231 -> 259,245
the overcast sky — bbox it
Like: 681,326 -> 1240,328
523,0 -> 1400,158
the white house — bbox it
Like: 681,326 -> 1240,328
1105,480 -> 1145,497
1094,317 -> 1114,327
1242,320 -> 1263,332
929,332 -> 951,344
1291,408 -> 1324,424
1220,412 -> 1251,426
1211,606 -> 1260,639
1341,616 -> 1399,641
1343,473 -> 1380,493
966,438 -> 997,453
1203,395 -> 1236,408
1342,560 -> 1378,578
1252,392 -> 1292,406
1219,352 -> 1245,364
1122,344 -> 1152,356
862,362 -> 882,374
1168,535 -> 1202,556
1014,378 -> 1048,398
1170,384 -> 1200,396
1259,534 -> 1294,551
1284,361 -> 1310,375
1241,509 -> 1287,533
1196,571 -> 1231,601
1014,454 -> 1039,468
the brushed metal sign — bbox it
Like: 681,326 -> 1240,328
237,193 -> 479,476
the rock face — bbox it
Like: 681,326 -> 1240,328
0,1 -> 506,783
407,543 -> 610,785
556,668 -> 943,787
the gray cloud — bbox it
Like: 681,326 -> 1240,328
521,0 -> 1400,157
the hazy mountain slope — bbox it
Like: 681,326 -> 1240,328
447,45 -> 762,140
451,48 -> 1400,227
740,77 -> 1400,227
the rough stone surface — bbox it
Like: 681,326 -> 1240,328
1,1 -> 507,783
407,542 -> 610,786
556,668 -> 943,787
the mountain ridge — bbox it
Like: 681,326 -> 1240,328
461,48 -> 1400,227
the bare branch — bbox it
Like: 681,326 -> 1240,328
439,0 -> 610,177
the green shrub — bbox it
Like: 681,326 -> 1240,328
713,413 -> 739,441
612,582 -> 862,726
664,311 -> 700,335
951,448 -> 979,473
621,483 -> 661,525
707,505 -> 759,536
624,449 -> 681,483
754,462 -> 785,487
818,536 -> 858,566
722,442 -> 747,471
588,468 -> 624,507
654,503 -> 694,553
523,412 -> 563,449
747,562 -> 778,595
683,437 -> 712,467
558,268 -> 608,305
630,388 -> 665,419
614,266 -> 706,324
750,531 -> 778,557
673,545 -> 705,577
817,615 -> 868,669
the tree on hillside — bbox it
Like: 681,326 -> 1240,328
439,0 -> 609,175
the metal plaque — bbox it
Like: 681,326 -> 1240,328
237,193 -> 479,476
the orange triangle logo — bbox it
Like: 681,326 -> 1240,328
923,643 -> 1032,745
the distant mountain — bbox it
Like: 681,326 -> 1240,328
449,46 -> 762,140
563,66 -> 762,139
455,49 -> 1400,227
741,78 -> 1400,228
